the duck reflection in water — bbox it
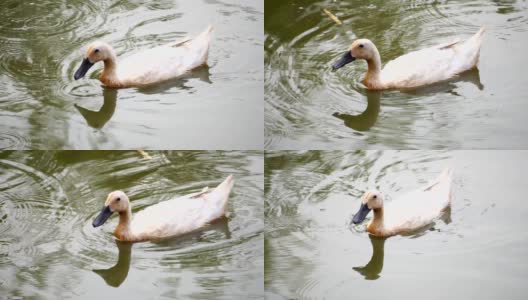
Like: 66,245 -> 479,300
353,235 -> 385,280
75,88 -> 117,129
92,216 -> 230,287
75,65 -> 211,130
93,240 -> 132,287
136,65 -> 212,95
333,90 -> 381,132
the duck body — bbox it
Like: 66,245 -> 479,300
75,25 -> 213,88
93,175 -> 234,242
333,27 -> 485,89
352,168 -> 452,237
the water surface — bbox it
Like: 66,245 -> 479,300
265,150 -> 528,299
0,0 -> 263,149
265,0 -> 528,149
0,150 -> 263,298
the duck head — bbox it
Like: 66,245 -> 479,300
74,41 -> 114,80
352,190 -> 384,224
332,39 -> 376,70
93,191 -> 130,227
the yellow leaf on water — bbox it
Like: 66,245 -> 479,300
323,9 -> 342,25
137,150 -> 152,160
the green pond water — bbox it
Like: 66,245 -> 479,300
0,0 -> 263,150
265,0 -> 528,149
0,151 -> 263,298
265,150 -> 528,299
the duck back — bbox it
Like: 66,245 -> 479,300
380,27 -> 485,88
130,175 -> 233,240
116,25 -> 214,86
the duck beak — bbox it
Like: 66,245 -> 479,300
74,58 -> 94,80
332,51 -> 356,70
93,206 -> 113,227
352,203 -> 371,224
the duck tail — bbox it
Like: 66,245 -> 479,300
439,167 -> 453,181
214,175 -> 234,196
422,167 -> 453,210
466,26 -> 485,47
190,25 -> 214,67
440,167 -> 453,205
196,25 -> 214,41
424,167 -> 452,191
204,24 -> 214,35
439,167 -> 453,200
456,26 -> 485,70
208,175 -> 234,216
475,26 -> 486,39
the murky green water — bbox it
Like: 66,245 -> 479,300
265,150 -> 528,299
0,151 -> 263,298
0,0 -> 263,150
265,0 -> 528,149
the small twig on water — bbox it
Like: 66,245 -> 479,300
137,150 -> 152,160
323,8 -> 342,25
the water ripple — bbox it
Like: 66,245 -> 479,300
0,133 -> 29,150
265,0 -> 528,149
0,0 -> 101,38
0,159 -> 72,270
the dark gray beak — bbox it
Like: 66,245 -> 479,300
332,51 -> 356,70
352,203 -> 372,224
93,206 -> 113,227
74,58 -> 94,80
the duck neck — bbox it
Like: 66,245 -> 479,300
100,51 -> 123,87
114,207 -> 134,241
368,207 -> 385,235
364,48 -> 383,89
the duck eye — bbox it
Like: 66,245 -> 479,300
116,197 -> 120,201
373,195 -> 377,199
94,48 -> 100,53
359,44 -> 364,48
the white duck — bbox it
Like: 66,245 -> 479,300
92,175 -> 234,242
352,168 -> 452,237
74,25 -> 213,88
332,27 -> 485,89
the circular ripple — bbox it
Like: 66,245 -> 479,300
0,133 -> 29,150
0,0 -> 108,103
0,159 -> 72,269
426,0 -> 528,33
0,0 -> 102,39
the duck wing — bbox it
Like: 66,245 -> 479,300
381,46 -> 459,88
131,196 -> 210,238
436,38 -> 462,50
167,36 -> 192,47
